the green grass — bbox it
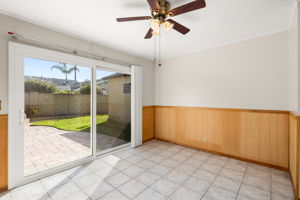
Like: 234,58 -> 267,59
31,115 -> 131,141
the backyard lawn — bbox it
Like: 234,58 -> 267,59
31,115 -> 131,141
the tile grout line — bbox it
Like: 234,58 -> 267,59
145,146 -> 189,198
199,158 -> 229,200
161,150 -> 210,198
111,149 -> 151,200
94,153 -> 141,199
137,144 -> 199,198
234,164 -> 248,200
141,142 -> 186,198
270,169 -> 272,200
77,149 -> 142,200
113,144 -> 172,199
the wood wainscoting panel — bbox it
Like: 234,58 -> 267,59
289,113 -> 299,199
0,115 -> 8,192
142,106 -> 155,142
154,106 -> 290,169
246,112 -> 260,161
277,114 -> 289,168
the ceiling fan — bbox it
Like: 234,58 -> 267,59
116,0 -> 206,39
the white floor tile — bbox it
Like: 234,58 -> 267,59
40,172 -> 71,191
82,181 -> 114,200
98,189 -> 129,200
219,168 -> 244,182
122,165 -> 145,177
136,171 -> 161,186
173,163 -> 198,175
170,186 -> 203,200
212,176 -> 241,193
100,155 -> 121,166
94,166 -> 119,179
243,174 -> 270,191
150,164 -> 171,176
112,160 -> 131,171
271,193 -> 293,200
133,188 -> 167,200
151,179 -> 179,196
136,160 -> 156,169
165,170 -> 189,184
5,142 -> 294,200
236,195 -> 252,200
105,172 -> 132,188
271,181 -> 294,198
48,181 -> 81,200
118,179 -> 147,199
183,177 -> 210,194
73,172 -> 104,189
192,168 -> 217,182
239,184 -> 270,200
85,159 -> 108,171
60,190 -> 89,200
203,186 -> 236,200
65,166 -> 93,179
11,181 -> 47,200
200,163 -> 223,174
160,159 -> 179,168
0,192 -> 11,200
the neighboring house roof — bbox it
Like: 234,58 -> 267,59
102,73 -> 130,80
25,76 -> 78,87
70,80 -> 90,90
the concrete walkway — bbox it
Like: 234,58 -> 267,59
24,125 -> 128,176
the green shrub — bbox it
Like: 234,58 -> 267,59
26,107 -> 40,118
80,84 -> 102,94
54,90 -> 78,94
25,79 -> 56,93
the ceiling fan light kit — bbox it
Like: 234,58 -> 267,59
116,0 -> 206,39
116,0 -> 206,66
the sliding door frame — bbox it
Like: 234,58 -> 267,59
8,42 -> 142,189
94,66 -> 131,156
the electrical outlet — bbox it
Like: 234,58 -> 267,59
203,137 -> 208,143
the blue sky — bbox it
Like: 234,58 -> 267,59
24,57 -> 114,82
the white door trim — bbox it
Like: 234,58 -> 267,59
8,42 -> 141,189
131,65 -> 143,147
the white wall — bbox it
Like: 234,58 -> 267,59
155,32 -> 289,111
288,2 -> 299,115
0,14 -> 155,115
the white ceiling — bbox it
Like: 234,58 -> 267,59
0,0 -> 295,60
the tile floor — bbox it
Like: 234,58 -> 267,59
1,140 -> 294,200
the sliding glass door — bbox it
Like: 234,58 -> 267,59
95,68 -> 131,153
23,57 -> 93,176
8,42 -> 136,189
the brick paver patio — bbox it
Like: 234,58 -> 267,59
24,125 -> 128,176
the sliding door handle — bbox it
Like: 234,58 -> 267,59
19,110 -> 26,125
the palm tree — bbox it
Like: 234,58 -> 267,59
72,65 -> 80,81
51,63 -> 79,81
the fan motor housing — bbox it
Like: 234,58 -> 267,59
151,0 -> 170,22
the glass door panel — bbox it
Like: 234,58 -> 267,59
96,69 -> 131,153
24,57 -> 92,176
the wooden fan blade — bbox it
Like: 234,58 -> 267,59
147,0 -> 160,10
116,16 -> 151,22
144,28 -> 153,39
168,0 -> 206,16
167,19 -> 190,34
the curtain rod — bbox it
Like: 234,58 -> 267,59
6,32 -> 133,67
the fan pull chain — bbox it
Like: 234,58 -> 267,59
158,32 -> 162,67
154,34 -> 157,63
153,27 -> 162,67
